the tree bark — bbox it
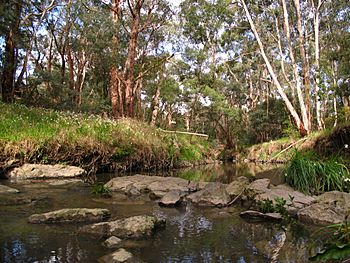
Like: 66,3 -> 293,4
240,0 -> 308,136
1,1 -> 22,103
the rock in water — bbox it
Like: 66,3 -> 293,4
9,164 -> 86,181
80,215 -> 165,238
298,191 -> 350,225
240,210 -> 282,222
98,248 -> 134,263
158,190 -> 186,207
0,184 -> 19,194
103,236 -> 122,248
105,175 -> 190,198
28,208 -> 110,224
226,176 -> 250,198
187,182 -> 231,207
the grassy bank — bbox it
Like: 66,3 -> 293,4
0,102 -> 214,178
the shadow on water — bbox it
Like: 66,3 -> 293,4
0,163 -> 322,262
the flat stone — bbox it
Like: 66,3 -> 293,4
103,236 -> 122,248
105,175 -> 191,198
158,190 -> 186,207
240,210 -> 282,222
245,179 -> 315,212
297,191 -> 350,225
187,182 -> 231,207
80,215 -> 166,239
0,184 -> 19,194
28,208 -> 110,224
98,248 -> 134,263
9,164 -> 86,181
226,176 -> 250,197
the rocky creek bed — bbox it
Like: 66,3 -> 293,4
1,163 -> 348,262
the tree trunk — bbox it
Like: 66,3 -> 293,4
312,0 -> 324,130
1,1 -> 22,103
123,0 -> 143,118
240,0 -> 308,136
293,0 -> 312,126
150,84 -> 161,126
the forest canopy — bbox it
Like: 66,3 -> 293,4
1,0 -> 349,147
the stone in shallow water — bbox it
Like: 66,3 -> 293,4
28,208 -> 111,224
297,191 -> 350,225
158,190 -> 186,207
8,164 -> 86,181
240,210 -> 282,222
105,175 -> 191,198
226,176 -> 250,198
80,215 -> 166,239
103,236 -> 122,248
187,182 -> 231,207
98,248 -> 134,263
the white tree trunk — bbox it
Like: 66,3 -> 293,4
240,0 -> 308,136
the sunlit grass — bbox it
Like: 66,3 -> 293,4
284,150 -> 350,195
0,102 -> 211,171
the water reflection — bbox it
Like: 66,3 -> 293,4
1,164 -> 323,263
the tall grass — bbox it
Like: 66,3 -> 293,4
284,150 -> 350,195
0,102 -> 212,174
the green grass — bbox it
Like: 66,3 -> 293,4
284,150 -> 350,195
0,102 -> 212,173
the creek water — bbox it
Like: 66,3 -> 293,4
0,163 -> 323,263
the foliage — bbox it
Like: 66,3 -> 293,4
310,216 -> 350,262
0,102 -> 214,174
91,183 -> 110,196
256,197 -> 288,216
284,151 -> 350,195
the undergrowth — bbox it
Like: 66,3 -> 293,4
0,102 -> 212,178
284,150 -> 350,195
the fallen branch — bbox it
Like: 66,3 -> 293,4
269,137 -> 308,162
227,187 -> 246,206
158,129 -> 209,139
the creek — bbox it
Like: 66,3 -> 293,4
0,163 -> 323,262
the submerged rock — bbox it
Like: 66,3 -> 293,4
98,248 -> 134,263
240,210 -> 282,222
187,182 -> 231,207
103,236 -> 122,248
28,208 -> 110,224
105,175 -> 191,198
80,215 -> 166,238
158,190 -> 186,207
0,184 -> 19,194
298,191 -> 350,225
8,164 -> 86,181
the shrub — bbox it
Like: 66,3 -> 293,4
284,151 -> 350,195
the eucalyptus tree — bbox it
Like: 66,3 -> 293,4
108,0 -> 172,118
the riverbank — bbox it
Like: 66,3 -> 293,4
0,103 -> 217,179
243,124 -> 350,165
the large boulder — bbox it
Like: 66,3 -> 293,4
28,208 -> 110,224
8,164 -> 86,181
105,175 -> 191,198
0,184 -> 19,194
297,191 -> 350,225
226,176 -> 250,198
98,248 -> 134,263
245,179 -> 315,210
80,215 -> 165,239
187,182 -> 231,207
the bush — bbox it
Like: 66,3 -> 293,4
284,151 -> 350,195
